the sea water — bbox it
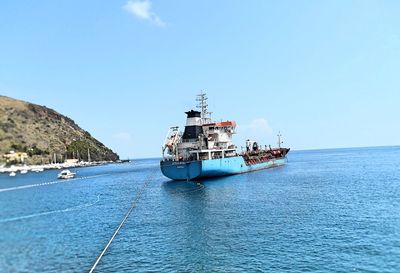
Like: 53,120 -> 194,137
0,147 -> 399,272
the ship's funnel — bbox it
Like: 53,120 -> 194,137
182,110 -> 203,140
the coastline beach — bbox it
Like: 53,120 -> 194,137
0,161 -> 123,175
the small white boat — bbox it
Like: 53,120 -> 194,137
20,170 -> 28,174
57,170 -> 76,179
9,172 -> 16,177
32,167 -> 44,172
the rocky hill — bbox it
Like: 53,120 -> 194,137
0,95 -> 119,164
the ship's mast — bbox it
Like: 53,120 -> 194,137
196,91 -> 212,124
277,131 -> 283,148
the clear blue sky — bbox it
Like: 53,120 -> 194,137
1,1 -> 399,158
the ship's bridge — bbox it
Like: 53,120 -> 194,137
202,121 -> 236,150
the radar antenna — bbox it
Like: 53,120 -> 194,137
196,91 -> 212,124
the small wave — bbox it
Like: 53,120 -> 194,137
0,195 -> 101,223
165,182 -> 205,196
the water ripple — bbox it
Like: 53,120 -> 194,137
0,195 -> 100,223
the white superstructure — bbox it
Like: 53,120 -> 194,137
162,93 -> 237,161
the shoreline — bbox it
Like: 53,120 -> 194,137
0,160 -> 126,175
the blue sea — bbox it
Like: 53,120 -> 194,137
1,147 -> 399,272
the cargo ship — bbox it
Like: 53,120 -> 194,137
160,93 -> 290,181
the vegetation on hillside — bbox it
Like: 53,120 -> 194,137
0,95 -> 119,164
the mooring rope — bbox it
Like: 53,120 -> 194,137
88,175 -> 153,273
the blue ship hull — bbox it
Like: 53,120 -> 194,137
160,156 -> 287,181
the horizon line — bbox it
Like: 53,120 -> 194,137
126,144 -> 400,160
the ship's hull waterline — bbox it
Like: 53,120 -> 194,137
160,156 -> 287,181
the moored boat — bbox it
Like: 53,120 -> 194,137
32,167 -> 44,172
57,170 -> 76,179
